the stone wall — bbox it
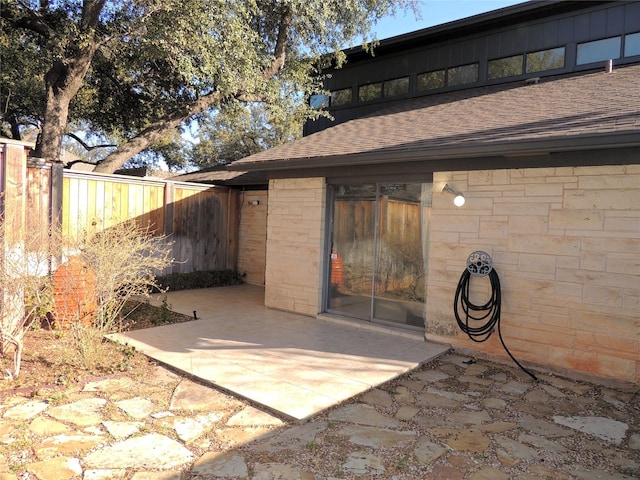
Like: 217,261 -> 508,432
237,190 -> 268,286
260,166 -> 638,383
427,165 -> 639,384
264,178 -> 325,316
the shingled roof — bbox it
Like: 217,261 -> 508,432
172,164 -> 267,187
229,64 -> 640,171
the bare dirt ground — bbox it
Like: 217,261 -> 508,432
0,302 -> 192,396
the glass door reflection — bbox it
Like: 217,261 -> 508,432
327,182 -> 430,328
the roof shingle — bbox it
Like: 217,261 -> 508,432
230,64 -> 640,170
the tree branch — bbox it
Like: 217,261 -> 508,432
1,2 -> 53,38
262,7 -> 293,78
81,0 -> 106,31
67,132 -> 116,151
93,91 -> 224,173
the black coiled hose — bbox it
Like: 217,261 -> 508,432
454,268 -> 538,381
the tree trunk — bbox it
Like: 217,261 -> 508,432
31,0 -> 105,162
33,53 -> 97,162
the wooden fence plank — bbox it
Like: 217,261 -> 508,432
16,161 -> 239,275
3,144 -> 27,244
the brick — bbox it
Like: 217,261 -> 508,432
606,255 -> 640,276
508,216 -> 548,234
554,167 -> 576,176
582,285 -> 623,308
557,268 -> 637,290
549,209 -> 604,230
581,237 -> 640,253
575,331 -> 639,356
579,252 -> 606,271
547,347 -> 637,382
493,202 -> 549,216
579,174 -> 640,189
563,189 -> 638,210
507,234 -> 580,255
524,183 -> 564,196
576,165 -> 627,176
523,167 -> 558,177
467,170 -> 494,186
623,289 -> 639,311
568,310 -> 637,337
530,298 -> 571,316
52,256 -> 97,328
479,220 -> 508,239
538,313 -> 569,327
504,277 -> 582,300
516,253 -> 557,274
604,216 -> 640,233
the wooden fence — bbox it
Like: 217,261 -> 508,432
62,171 -> 239,274
1,139 -> 239,275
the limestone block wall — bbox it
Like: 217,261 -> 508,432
426,165 -> 639,384
237,190 -> 268,285
264,177 -> 325,316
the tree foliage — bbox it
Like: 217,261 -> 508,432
1,0 -> 414,171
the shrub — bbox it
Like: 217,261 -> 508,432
58,221 -> 173,369
0,217 -> 54,378
155,269 -> 243,292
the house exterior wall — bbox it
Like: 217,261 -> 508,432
237,190 -> 268,285
264,178 -> 325,316
427,164 -> 640,384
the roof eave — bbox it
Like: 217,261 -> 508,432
228,132 -> 640,172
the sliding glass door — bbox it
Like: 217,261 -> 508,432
326,182 -> 431,328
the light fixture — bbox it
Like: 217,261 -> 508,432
442,183 -> 465,207
247,200 -> 260,206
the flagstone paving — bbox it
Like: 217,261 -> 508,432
0,352 -> 638,479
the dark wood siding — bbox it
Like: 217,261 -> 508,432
305,1 -> 640,136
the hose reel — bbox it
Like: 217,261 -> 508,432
454,251 -> 537,381
466,250 -> 493,277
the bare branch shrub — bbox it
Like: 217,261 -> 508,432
59,221 -> 173,370
0,216 -> 54,378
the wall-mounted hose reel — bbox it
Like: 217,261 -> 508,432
466,250 -> 493,277
454,251 -> 538,381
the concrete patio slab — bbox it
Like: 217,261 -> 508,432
110,284 -> 449,421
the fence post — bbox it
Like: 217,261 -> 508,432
227,189 -> 240,271
0,141 -> 28,353
164,181 -> 174,237
50,162 -> 63,236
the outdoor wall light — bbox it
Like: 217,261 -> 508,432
442,183 -> 465,207
247,200 -> 260,206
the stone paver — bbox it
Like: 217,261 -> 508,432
114,397 -> 155,419
342,451 -> 385,475
413,437 -> 447,464
46,398 -> 107,427
83,433 -> 193,469
26,456 -> 82,480
33,434 -> 105,459
0,351 -> 637,479
172,413 -> 219,443
102,420 -> 144,439
553,415 -> 629,445
191,451 -> 248,478
338,424 -> 415,447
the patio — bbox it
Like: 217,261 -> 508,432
111,284 -> 450,421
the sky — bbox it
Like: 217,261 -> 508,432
366,0 -> 527,43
